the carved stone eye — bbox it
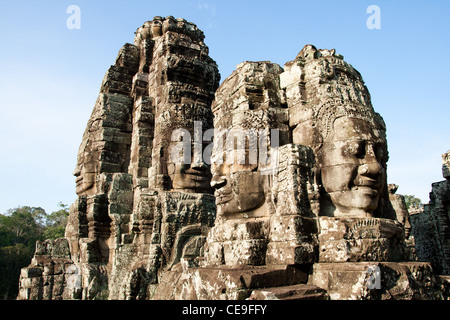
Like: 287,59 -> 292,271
374,143 -> 387,163
344,140 -> 365,158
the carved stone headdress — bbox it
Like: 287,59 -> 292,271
313,99 -> 386,142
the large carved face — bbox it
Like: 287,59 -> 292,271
210,147 -> 267,218
74,166 -> 96,196
167,139 -> 212,193
73,141 -> 99,196
317,117 -> 387,217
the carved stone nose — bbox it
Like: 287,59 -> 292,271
358,162 -> 381,177
73,167 -> 81,177
211,175 -> 226,189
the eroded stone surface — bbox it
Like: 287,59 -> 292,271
153,262 -> 312,300
442,150 -> 450,180
18,239 -> 81,300
18,20 -> 448,300
410,150 -> 450,276
283,45 -> 391,220
247,284 -> 329,300
18,16 -> 220,300
317,217 -> 407,262
310,262 -> 444,300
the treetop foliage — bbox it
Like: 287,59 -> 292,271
403,195 -> 424,210
0,203 -> 69,300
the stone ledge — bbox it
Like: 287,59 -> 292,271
318,217 -> 407,262
248,284 -> 329,300
310,262 -> 444,300
152,264 -> 311,300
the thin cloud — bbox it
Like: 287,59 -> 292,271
197,1 -> 217,28
198,2 -> 217,16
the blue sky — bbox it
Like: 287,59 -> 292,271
0,0 -> 448,214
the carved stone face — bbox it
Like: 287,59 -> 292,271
211,151 -> 267,218
73,146 -> 99,196
317,117 -> 387,217
74,167 -> 95,196
167,141 -> 212,193
170,161 -> 212,193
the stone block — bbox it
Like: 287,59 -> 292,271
266,240 -> 317,265
204,241 -> 224,265
280,61 -> 302,89
248,284 -> 328,300
52,238 -> 71,257
79,239 -> 101,263
153,264 -> 310,300
21,267 -> 43,278
208,219 -> 270,242
223,239 -> 268,266
35,239 -> 54,256
43,264 -> 54,276
269,215 -> 318,242
318,217 -> 407,262
310,262 -> 444,300
27,286 -> 43,300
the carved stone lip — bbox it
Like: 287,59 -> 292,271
354,177 -> 380,190
215,189 -> 231,196
216,195 -> 232,204
215,190 -> 232,204
75,176 -> 83,185
352,185 -> 379,195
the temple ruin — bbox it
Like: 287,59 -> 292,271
17,17 -> 450,300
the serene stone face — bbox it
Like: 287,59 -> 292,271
283,45 -> 392,219
317,117 -> 387,217
73,165 -> 96,196
157,110 -> 214,193
211,150 -> 267,218
73,143 -> 100,196
208,61 -> 287,221
168,141 -> 212,193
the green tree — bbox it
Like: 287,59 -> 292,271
0,203 -> 70,299
0,206 -> 45,247
0,207 -> 44,300
404,195 -> 423,210
43,202 -> 69,240
0,244 -> 33,300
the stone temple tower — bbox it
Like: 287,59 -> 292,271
18,16 -> 220,300
18,18 -> 448,300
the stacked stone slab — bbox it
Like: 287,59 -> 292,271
154,47 -> 443,299
204,61 -> 295,267
19,39 -> 139,299
411,150 -> 450,276
279,46 -> 444,299
388,184 -> 417,260
18,19 -> 447,300
18,16 -> 220,300
18,239 -> 80,300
